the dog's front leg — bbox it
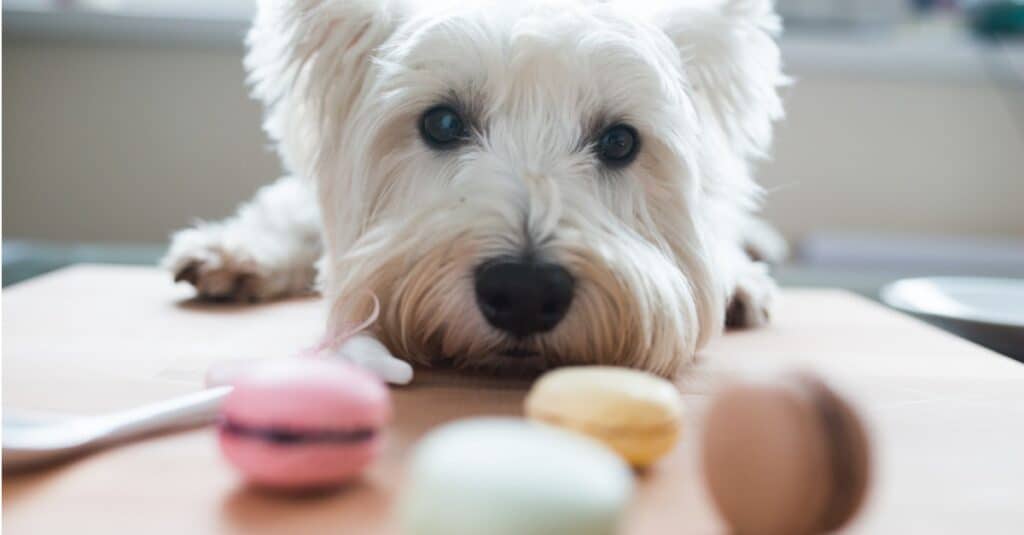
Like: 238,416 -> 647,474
163,176 -> 321,302
330,334 -> 414,385
726,260 -> 778,328
725,218 -> 785,328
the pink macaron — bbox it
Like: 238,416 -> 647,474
217,357 -> 392,490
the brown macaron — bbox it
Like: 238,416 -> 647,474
701,373 -> 871,535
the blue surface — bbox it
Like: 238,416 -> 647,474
3,241 -> 165,287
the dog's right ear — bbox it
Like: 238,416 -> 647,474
245,0 -> 404,177
654,0 -> 786,160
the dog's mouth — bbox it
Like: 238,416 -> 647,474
498,346 -> 540,359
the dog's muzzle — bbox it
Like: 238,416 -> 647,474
474,258 -> 575,338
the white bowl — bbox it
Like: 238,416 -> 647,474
881,277 -> 1024,362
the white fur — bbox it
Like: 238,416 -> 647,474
163,0 -> 786,384
163,175 -> 321,301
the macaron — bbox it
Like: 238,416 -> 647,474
399,418 -> 633,535
701,373 -> 871,535
217,357 -> 391,490
524,366 -> 684,467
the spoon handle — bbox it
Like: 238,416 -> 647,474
97,386 -> 233,444
4,387 -> 234,472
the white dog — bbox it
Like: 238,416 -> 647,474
164,0 -> 787,385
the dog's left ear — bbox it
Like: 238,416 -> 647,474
657,0 -> 787,158
246,0 -> 407,177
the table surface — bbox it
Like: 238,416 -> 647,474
4,265 -> 1024,534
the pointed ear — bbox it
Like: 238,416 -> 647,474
245,0 -> 404,176
660,0 -> 786,158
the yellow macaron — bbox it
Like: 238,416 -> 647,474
524,366 -> 684,468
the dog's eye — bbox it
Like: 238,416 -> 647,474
596,124 -> 639,167
420,106 -> 467,149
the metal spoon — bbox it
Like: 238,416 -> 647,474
3,386 -> 231,472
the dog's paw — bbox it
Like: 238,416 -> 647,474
726,262 -> 778,329
163,227 -> 278,302
331,335 -> 414,385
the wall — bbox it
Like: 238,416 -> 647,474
4,33 -> 1023,244
762,73 -> 1024,239
3,39 -> 279,243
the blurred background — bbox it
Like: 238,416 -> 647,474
3,0 -> 1024,295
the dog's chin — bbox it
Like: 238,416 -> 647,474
428,343 -> 553,377
498,346 -> 540,359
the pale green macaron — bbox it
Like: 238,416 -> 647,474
398,418 -> 634,535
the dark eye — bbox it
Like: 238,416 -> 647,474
596,124 -> 639,167
420,106 -> 467,149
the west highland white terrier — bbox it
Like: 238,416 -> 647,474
164,0 -> 788,384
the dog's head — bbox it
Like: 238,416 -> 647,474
248,0 -> 784,375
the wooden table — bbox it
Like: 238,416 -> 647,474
4,265 -> 1024,534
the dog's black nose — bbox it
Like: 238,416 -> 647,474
474,259 -> 575,338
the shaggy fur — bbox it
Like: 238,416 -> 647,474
164,0 -> 787,384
